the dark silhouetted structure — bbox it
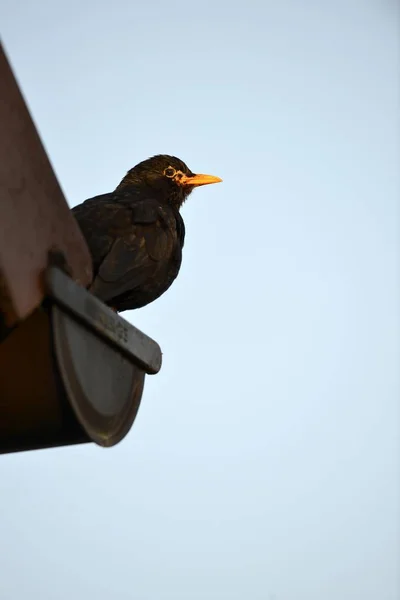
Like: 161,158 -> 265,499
0,42 -> 162,454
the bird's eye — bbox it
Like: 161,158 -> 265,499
164,167 -> 176,178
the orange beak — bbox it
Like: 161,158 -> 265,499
179,173 -> 223,188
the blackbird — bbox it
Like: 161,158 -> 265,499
72,155 -> 222,312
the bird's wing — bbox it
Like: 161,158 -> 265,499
86,201 -> 173,305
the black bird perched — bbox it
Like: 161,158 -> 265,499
72,155 -> 222,312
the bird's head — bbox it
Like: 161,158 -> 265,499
116,155 -> 222,207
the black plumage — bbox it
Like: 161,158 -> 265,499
72,155 -> 222,312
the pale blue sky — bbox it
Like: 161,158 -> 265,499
1,1 -> 399,599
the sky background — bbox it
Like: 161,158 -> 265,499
1,1 -> 399,599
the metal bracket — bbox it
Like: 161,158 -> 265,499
46,266 -> 162,375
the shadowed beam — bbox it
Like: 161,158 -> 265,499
0,42 -> 92,332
